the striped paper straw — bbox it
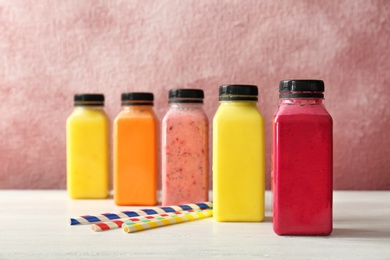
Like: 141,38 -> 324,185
69,202 -> 213,225
91,210 -> 195,232
122,209 -> 213,233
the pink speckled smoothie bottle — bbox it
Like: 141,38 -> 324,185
272,80 -> 333,236
162,89 -> 209,206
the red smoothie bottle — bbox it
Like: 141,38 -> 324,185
272,80 -> 333,236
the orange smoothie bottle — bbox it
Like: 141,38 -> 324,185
113,92 -> 158,206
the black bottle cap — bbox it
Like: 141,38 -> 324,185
121,92 -> 154,105
279,80 -> 324,98
168,89 -> 204,103
74,94 -> 104,106
219,85 -> 258,101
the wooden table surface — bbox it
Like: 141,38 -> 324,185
0,190 -> 389,259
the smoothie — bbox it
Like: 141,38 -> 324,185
66,96 -> 109,199
114,101 -> 158,206
273,80 -> 333,235
213,85 -> 265,222
162,92 -> 209,206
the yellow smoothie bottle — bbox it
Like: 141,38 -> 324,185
213,85 -> 265,222
66,94 -> 109,199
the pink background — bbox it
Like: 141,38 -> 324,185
0,0 -> 389,190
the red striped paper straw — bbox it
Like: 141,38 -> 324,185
69,202 -> 213,225
91,210 -> 195,232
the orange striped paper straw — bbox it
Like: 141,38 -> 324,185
122,209 -> 213,233
91,210 -> 195,232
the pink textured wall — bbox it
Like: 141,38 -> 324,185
0,0 -> 389,190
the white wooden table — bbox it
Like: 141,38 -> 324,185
0,191 -> 389,259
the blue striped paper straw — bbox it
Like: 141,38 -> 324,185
69,202 -> 213,225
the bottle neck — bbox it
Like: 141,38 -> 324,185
168,96 -> 204,104
219,100 -> 258,106
74,105 -> 104,111
121,105 -> 154,111
279,98 -> 323,105
279,90 -> 324,99
169,102 -> 203,109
